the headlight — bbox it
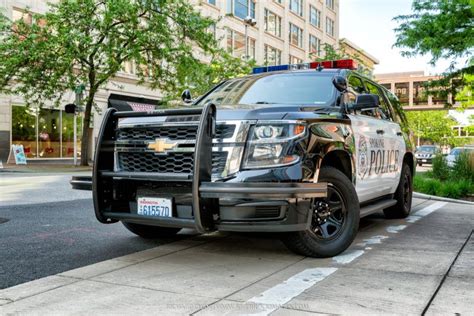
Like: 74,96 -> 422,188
243,122 -> 306,169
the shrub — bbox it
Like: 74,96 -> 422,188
432,155 -> 450,181
414,176 -> 474,199
414,176 -> 441,195
452,151 -> 474,182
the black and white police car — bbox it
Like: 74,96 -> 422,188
72,59 -> 415,258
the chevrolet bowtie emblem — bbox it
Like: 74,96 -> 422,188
148,138 -> 177,153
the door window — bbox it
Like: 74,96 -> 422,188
365,81 -> 392,120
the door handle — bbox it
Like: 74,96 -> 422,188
376,129 -> 385,135
396,132 -> 403,136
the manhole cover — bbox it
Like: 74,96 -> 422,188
0,218 -> 9,224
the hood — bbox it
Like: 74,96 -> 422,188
117,104 -> 339,127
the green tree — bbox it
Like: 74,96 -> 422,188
0,0 -> 250,165
394,0 -> 474,108
406,110 -> 460,146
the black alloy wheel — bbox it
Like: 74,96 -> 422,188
311,184 -> 347,241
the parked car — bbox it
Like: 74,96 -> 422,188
71,59 -> 415,258
446,147 -> 474,167
415,145 -> 440,166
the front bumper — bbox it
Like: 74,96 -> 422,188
78,104 -> 327,233
71,176 -> 326,232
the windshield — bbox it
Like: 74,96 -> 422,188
417,146 -> 436,153
196,72 -> 336,106
450,148 -> 474,156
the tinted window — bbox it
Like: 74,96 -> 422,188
197,73 -> 336,106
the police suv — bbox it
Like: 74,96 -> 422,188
73,59 -> 415,258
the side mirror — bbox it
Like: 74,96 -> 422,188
332,75 -> 347,92
352,94 -> 380,110
181,89 -> 192,103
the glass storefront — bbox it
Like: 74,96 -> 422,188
11,105 -> 82,159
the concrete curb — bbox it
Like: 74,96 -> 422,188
413,192 -> 474,205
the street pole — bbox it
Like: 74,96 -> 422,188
73,84 -> 85,166
245,23 -> 248,60
243,16 -> 256,61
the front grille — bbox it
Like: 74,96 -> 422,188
117,124 -> 235,141
118,151 -> 228,175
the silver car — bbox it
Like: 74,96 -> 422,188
446,147 -> 474,167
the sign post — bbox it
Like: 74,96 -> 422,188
74,84 -> 85,165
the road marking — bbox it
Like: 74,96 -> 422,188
407,201 -> 447,223
357,235 -> 389,247
246,268 -> 337,316
386,225 -> 407,233
333,250 -> 364,264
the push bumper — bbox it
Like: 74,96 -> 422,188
75,103 -> 327,233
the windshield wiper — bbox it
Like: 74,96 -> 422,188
254,101 -> 276,104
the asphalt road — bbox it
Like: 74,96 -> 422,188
0,197 -> 190,289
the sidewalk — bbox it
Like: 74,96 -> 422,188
0,164 -> 92,174
0,198 -> 473,315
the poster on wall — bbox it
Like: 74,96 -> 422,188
12,145 -> 27,165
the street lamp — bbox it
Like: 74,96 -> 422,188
244,16 -> 257,60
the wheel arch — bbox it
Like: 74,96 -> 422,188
319,149 -> 354,183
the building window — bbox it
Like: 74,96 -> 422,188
395,82 -> 409,106
290,0 -> 303,17
309,6 -> 321,28
289,23 -> 303,47
227,28 -> 255,59
264,9 -> 282,37
326,17 -> 335,37
326,0 -> 335,10
122,60 -> 136,75
289,55 -> 303,64
228,0 -> 256,19
309,34 -> 321,56
381,83 -> 392,91
207,0 -> 217,6
413,81 -> 428,105
274,0 -> 283,4
264,45 -> 282,66
11,106 -> 82,159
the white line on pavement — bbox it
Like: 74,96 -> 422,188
386,225 -> 407,233
332,250 -> 365,264
246,268 -> 338,316
406,201 -> 448,223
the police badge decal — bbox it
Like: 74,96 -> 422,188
358,135 -> 369,179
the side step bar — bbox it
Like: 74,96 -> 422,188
360,199 -> 397,217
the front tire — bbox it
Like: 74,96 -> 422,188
384,162 -> 412,219
122,222 -> 181,239
281,167 -> 360,258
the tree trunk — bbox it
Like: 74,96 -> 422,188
79,97 -> 93,166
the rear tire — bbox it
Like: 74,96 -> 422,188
384,162 -> 412,219
122,222 -> 181,238
281,167 -> 360,258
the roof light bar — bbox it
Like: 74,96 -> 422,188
252,59 -> 358,74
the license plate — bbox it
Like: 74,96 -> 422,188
137,197 -> 172,217
422,159 -> 427,162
